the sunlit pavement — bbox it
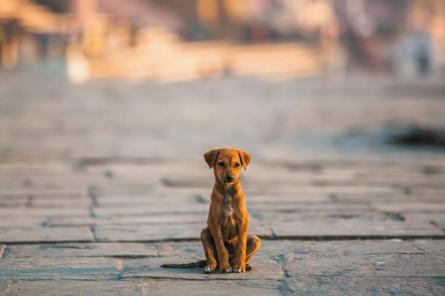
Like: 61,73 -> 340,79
0,72 -> 445,295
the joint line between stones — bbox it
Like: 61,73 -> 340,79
0,244 -> 7,258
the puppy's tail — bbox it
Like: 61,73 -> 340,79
161,260 -> 207,269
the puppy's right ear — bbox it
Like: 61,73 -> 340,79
204,149 -> 220,168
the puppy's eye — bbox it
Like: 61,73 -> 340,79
234,162 -> 241,168
217,161 -> 225,167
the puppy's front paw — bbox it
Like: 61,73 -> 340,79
218,262 -> 232,273
204,265 -> 216,274
232,264 -> 246,273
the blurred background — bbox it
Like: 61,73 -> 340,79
0,0 -> 445,159
2,0 -> 445,80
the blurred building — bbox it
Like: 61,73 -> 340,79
1,0 -> 444,80
71,0 -> 182,57
0,0 -> 69,67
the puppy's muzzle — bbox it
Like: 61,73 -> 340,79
224,174 -> 234,183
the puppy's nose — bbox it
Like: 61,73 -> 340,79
225,174 -> 234,182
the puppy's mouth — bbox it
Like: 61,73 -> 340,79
223,176 -> 236,184
224,181 -> 236,184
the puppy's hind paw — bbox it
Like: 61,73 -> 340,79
204,265 -> 216,274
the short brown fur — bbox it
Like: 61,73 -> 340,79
201,147 -> 261,273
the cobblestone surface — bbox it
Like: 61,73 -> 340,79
0,73 -> 445,295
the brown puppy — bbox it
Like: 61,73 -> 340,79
201,147 -> 261,273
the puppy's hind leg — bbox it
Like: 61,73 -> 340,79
201,228 -> 217,273
245,235 -> 261,271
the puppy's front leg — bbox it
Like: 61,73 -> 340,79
233,220 -> 248,272
209,223 -> 231,273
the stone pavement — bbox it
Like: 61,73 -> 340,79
1,73 -> 445,295
1,157 -> 445,295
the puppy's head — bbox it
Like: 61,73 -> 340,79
204,147 -> 251,185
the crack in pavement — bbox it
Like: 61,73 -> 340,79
273,254 -> 296,295
0,245 -> 7,258
430,220 -> 445,234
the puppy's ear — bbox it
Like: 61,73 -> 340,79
204,149 -> 220,168
237,149 -> 251,170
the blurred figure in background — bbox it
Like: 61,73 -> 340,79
392,0 -> 444,77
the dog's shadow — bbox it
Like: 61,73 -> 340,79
159,261 -> 259,278
158,266 -> 256,279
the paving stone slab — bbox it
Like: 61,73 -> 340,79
93,204 -> 209,217
286,254 -> 445,277
0,178 -> 89,191
95,195 -> 200,207
0,190 -> 85,200
260,159 -> 445,171
0,217 -> 46,227
354,172 -> 445,183
87,184 -> 159,196
0,208 -> 89,218
404,213 -> 445,228
374,202 -> 445,213
260,240 -> 424,257
46,214 -> 206,227
256,185 -> 399,195
409,188 -> 445,197
412,240 -> 445,254
5,242 -> 160,258
254,210 -> 390,222
95,188 -> 209,201
269,220 -> 443,237
0,257 -> 120,280
0,244 -> 282,281
243,185 -> 399,197
287,276 -> 445,296
245,194 -> 332,204
0,227 -> 94,243
0,279 -> 143,296
333,192 -> 445,203
30,197 -> 90,208
0,196 -> 28,207
0,280 -> 12,295
142,279 -> 282,296
93,224 -> 204,241
283,249 -> 445,277
251,203 -> 372,213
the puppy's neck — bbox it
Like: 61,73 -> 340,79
215,181 -> 242,197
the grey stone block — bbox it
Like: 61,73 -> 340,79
0,227 -> 94,243
1,279 -> 142,296
142,279 -> 282,296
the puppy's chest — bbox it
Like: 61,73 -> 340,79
221,194 -> 238,224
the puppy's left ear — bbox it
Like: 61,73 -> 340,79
237,149 -> 251,170
204,149 -> 220,168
